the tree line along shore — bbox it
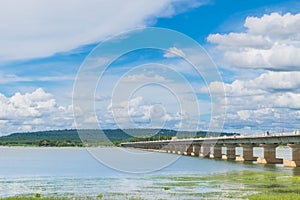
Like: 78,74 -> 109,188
0,129 -> 235,147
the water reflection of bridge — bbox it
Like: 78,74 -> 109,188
121,132 -> 300,167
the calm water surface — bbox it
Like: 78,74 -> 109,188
0,147 -> 298,199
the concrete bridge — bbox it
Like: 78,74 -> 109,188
121,131 -> 300,167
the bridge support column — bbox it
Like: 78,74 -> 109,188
171,145 -> 177,154
172,144 -> 177,154
166,144 -> 173,153
257,144 -> 283,164
236,145 -> 256,161
162,144 -> 168,152
157,144 -> 163,150
223,145 -> 236,160
184,144 -> 193,156
148,145 -> 153,150
153,144 -> 159,150
177,144 -> 185,155
147,145 -> 153,150
284,144 -> 300,167
165,145 -> 171,153
212,145 -> 222,158
192,144 -> 200,157
200,144 -> 211,157
157,144 -> 167,152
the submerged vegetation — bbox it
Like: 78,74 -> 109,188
0,129 -> 235,147
157,170 -> 300,199
1,170 -> 300,199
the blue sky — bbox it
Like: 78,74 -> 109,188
1,0 -> 300,135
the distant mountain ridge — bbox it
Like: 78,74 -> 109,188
0,129 -> 237,147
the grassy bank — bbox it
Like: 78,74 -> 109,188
213,170 -> 300,199
1,198 -> 65,200
2,170 -> 300,200
158,170 -> 300,199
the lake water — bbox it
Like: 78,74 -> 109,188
0,147 -> 299,199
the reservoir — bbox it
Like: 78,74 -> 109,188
0,147 -> 299,199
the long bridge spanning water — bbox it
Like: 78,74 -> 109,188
121,131 -> 300,167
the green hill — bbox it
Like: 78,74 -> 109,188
0,129 -> 237,147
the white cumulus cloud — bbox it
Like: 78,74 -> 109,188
200,71 -> 300,132
0,0 -> 204,61
208,12 -> 300,71
0,88 -> 74,135
205,12 -> 300,133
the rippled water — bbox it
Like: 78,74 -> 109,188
0,147 -> 298,199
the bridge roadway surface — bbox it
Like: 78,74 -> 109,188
121,132 -> 300,146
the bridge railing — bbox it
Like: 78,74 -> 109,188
122,131 -> 300,145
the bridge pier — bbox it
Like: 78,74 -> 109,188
222,145 -> 236,160
167,145 -> 174,153
158,144 -> 167,152
257,144 -> 283,164
158,144 -> 163,151
236,145 -> 257,161
200,144 -> 211,157
171,144 -> 177,154
212,145 -> 222,158
284,144 -> 300,167
184,144 -> 194,156
193,144 -> 200,156
177,144 -> 185,155
166,145 -> 172,153
162,144 -> 169,153
153,144 -> 160,150
183,144 -> 189,155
